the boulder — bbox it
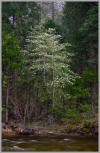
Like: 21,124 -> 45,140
16,128 -> 34,135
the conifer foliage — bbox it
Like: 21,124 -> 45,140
2,2 -> 98,126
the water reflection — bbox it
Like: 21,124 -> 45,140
2,135 -> 98,151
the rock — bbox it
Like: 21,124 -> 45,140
48,131 -> 53,134
10,125 -> 17,131
16,128 -> 34,135
94,127 -> 98,135
2,123 -> 6,128
80,131 -> 86,136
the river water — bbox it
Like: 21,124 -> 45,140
2,135 -> 98,151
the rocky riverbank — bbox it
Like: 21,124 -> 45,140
2,122 -> 98,137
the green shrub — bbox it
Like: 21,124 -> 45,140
2,106 -> 5,119
65,123 -> 77,132
65,108 -> 81,121
82,120 -> 95,129
82,127 -> 90,132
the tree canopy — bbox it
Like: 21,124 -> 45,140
2,2 -> 98,127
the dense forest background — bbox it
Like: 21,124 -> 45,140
2,2 -> 98,129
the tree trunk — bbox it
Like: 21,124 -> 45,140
14,71 -> 21,121
52,2 -> 54,21
44,58 -> 46,84
52,68 -> 54,114
5,83 -> 9,124
91,83 -> 98,113
23,116 -> 26,130
51,40 -> 55,123
23,88 -> 29,129
16,3 -> 21,39
40,1 -> 43,23
35,79 -> 40,120
35,87 -> 39,120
